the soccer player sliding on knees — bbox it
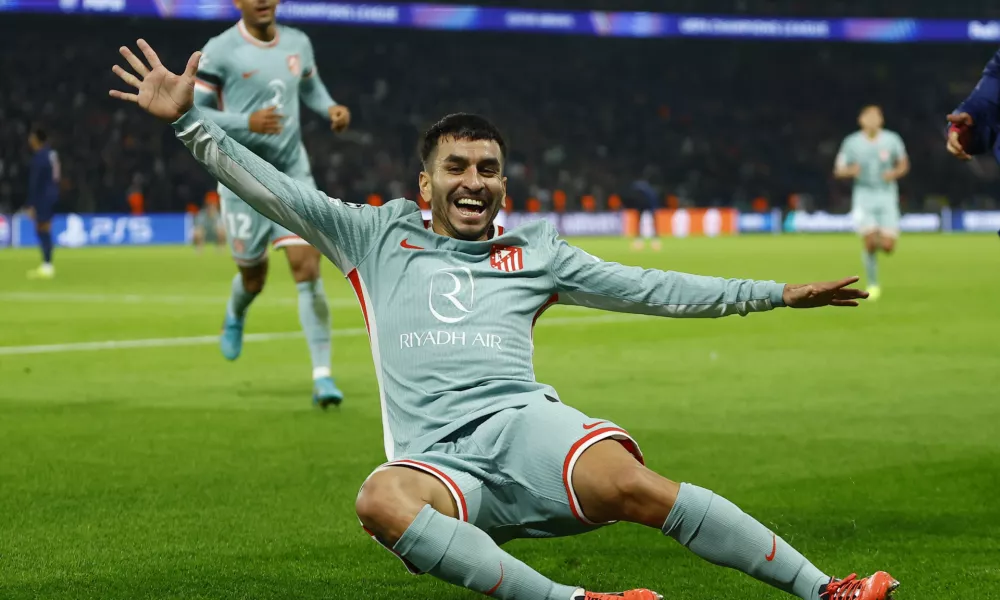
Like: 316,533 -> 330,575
110,41 -> 898,600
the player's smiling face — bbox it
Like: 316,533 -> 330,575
421,136 -> 507,241
234,0 -> 278,27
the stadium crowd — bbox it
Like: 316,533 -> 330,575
1,12 -> 998,215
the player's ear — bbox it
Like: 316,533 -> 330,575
418,170 -> 431,204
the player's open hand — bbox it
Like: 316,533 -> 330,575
110,39 -> 200,123
946,112 -> 974,161
329,105 -> 351,133
249,106 -> 284,134
782,276 -> 868,308
836,163 -> 861,179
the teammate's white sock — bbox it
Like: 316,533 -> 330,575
863,251 -> 878,288
296,278 -> 332,377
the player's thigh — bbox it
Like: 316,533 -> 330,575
220,190 -> 271,267
359,453 -> 486,573
573,439 -> 679,528
282,243 -> 322,282
491,400 -> 645,537
357,464 -> 458,528
876,202 -> 900,250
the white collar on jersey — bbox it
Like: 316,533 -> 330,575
237,19 -> 280,48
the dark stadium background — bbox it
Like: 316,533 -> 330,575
3,2 -> 1000,218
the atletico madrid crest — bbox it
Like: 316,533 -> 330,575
490,245 -> 524,273
287,54 -> 302,76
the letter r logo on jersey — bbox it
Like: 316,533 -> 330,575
429,268 -> 475,324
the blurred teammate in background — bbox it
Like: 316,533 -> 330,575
833,105 -> 909,301
193,197 -> 226,253
25,127 -> 60,280
192,0 -> 351,407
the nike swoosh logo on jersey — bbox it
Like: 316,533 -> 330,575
400,239 -> 424,250
765,533 -> 777,561
242,70 -> 258,79
582,421 -> 607,430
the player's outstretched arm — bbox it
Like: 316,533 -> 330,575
947,48 -> 1000,160
548,234 -> 867,317
109,40 -> 381,272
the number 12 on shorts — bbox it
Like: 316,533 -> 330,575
226,213 -> 252,239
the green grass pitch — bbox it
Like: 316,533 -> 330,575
1,233 -> 998,599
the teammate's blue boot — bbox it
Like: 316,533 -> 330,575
313,376 -> 344,409
219,313 -> 245,361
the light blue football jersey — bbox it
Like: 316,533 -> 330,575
835,130 -> 907,199
193,20 -> 336,172
173,107 -> 788,461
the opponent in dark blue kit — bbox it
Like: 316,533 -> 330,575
25,127 -> 61,279
946,47 -> 1000,237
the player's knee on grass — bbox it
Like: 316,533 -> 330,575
355,467 -> 458,546
573,439 -> 680,528
239,263 -> 268,295
37,221 -> 52,234
286,245 -> 322,283
881,237 -> 896,254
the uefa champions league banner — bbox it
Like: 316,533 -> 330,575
951,210 -> 1000,233
2,210 -> 996,249
780,210 -> 1000,233
3,0 -> 1000,43
505,209 -> 741,237
782,211 -> 943,233
9,213 -> 192,248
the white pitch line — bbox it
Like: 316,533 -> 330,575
0,314 -> 645,356
0,292 -> 359,308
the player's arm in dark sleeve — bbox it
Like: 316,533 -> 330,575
172,106 -> 386,272
545,224 -> 785,318
192,42 -> 253,132
299,38 -> 337,118
952,48 -> 1000,155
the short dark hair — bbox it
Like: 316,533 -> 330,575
860,104 -> 882,114
30,127 -> 48,143
419,113 -> 507,168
